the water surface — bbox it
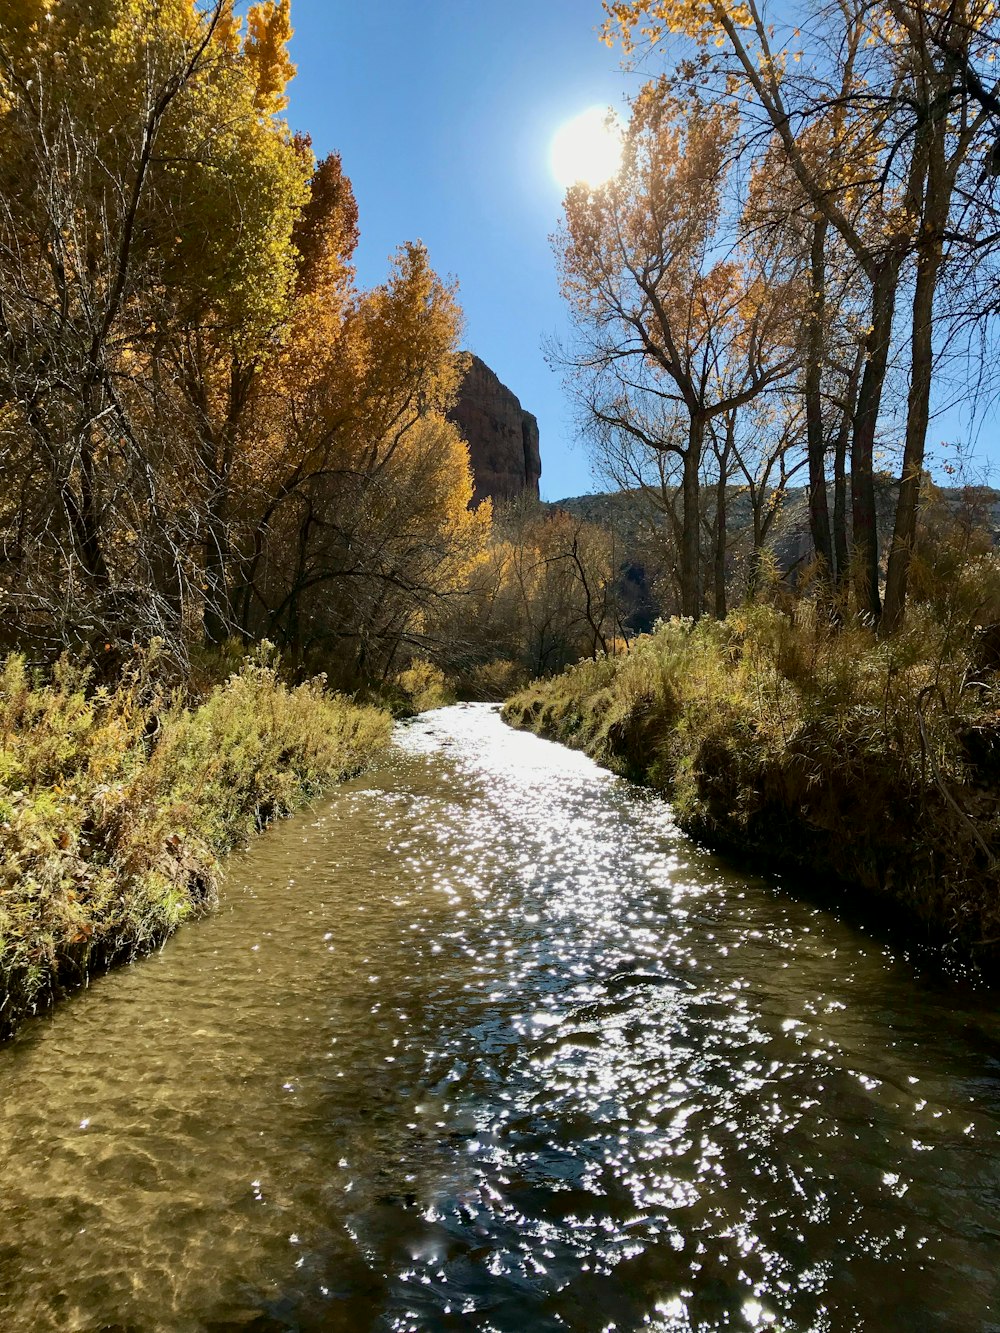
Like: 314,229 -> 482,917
1,704 -> 999,1331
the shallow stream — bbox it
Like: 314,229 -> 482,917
1,705 -> 999,1331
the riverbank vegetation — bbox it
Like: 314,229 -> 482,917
0,0 -> 622,1036
505,522 -> 1000,965
0,647 -> 390,1038
5,0 -> 1000,1013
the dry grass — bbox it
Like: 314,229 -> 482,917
504,572 -> 1000,966
0,647 -> 391,1038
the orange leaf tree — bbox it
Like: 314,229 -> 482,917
556,88 -> 799,617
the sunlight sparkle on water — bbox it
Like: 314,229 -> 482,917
1,706 -> 999,1331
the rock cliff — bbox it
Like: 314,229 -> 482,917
449,354 -> 541,506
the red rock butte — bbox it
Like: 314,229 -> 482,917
449,353 -> 542,507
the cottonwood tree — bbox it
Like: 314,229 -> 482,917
236,230 -> 490,676
455,501 -> 619,676
604,0 -> 1000,628
0,1 -> 490,680
0,0 -> 309,653
588,388 -> 807,616
158,1 -> 310,644
556,88 -> 800,617
879,2 -> 998,629
740,132 -> 865,594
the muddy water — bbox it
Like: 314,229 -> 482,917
1,704 -> 999,1332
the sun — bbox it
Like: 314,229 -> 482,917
550,106 -> 623,190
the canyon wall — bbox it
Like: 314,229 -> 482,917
449,354 -> 541,506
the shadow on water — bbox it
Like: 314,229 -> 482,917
1,704 -> 999,1332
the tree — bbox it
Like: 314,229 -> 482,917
879,1 -> 994,630
460,500 -> 619,677
603,0 -> 999,627
0,0 -> 309,653
0,1 -> 500,684
234,234 -> 489,675
556,87 -> 799,617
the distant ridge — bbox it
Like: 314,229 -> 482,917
550,483 -> 1000,566
548,483 -> 1000,631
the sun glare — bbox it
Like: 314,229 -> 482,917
550,106 -> 622,191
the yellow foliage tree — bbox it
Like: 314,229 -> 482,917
245,0 -> 296,113
230,172 -> 488,674
0,0 -> 310,652
0,0 -> 498,680
557,88 -> 798,618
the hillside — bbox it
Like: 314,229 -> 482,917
548,482 -> 1000,628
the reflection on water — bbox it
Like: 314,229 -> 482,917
1,704 -> 999,1332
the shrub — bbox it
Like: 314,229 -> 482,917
393,658 -> 455,713
464,658 -> 528,702
0,651 -> 391,1038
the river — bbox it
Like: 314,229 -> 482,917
1,704 -> 999,1331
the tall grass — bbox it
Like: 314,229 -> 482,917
0,649 -> 391,1038
504,584 -> 1000,965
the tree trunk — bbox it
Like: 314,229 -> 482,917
65,378 -> 111,588
680,416 -> 703,618
834,346 -> 863,597
850,259 -> 899,622
713,414 -> 734,619
203,492 -> 231,645
882,123 -> 950,634
714,462 -> 727,619
746,494 -> 765,600
805,217 -> 833,575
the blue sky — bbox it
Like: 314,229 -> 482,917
284,2 -> 998,498
285,0 -> 639,501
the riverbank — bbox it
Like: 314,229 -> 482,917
0,650 -> 391,1040
503,605 -> 1000,971
4,702 -> 1000,1330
